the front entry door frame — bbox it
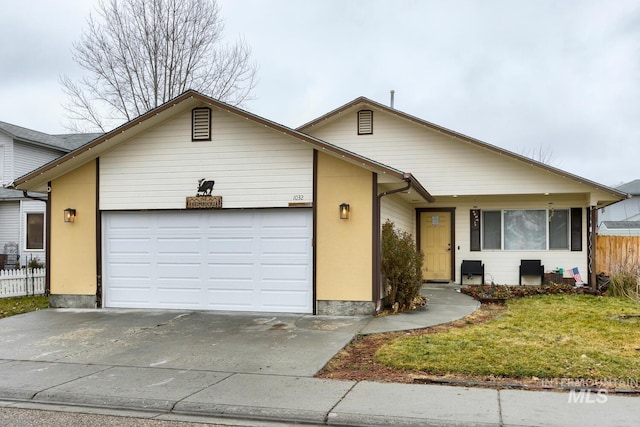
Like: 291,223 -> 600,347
416,208 -> 456,282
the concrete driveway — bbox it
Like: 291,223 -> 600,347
0,288 -> 505,425
0,309 -> 369,377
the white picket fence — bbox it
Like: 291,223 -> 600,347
0,268 -> 46,298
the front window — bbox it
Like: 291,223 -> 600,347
26,213 -> 44,250
481,209 -> 570,250
504,210 -> 546,250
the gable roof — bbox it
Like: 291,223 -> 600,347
616,179 -> 640,196
298,97 -> 628,202
0,121 -> 101,152
11,90 -> 433,203
0,188 -> 45,201
601,221 -> 640,229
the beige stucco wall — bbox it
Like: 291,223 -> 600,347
316,152 -> 373,301
50,161 -> 97,295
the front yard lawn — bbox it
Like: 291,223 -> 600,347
0,295 -> 49,319
318,295 -> 640,389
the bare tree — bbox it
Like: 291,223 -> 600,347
519,144 -> 560,167
61,0 -> 257,132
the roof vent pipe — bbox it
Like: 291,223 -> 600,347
390,90 -> 395,109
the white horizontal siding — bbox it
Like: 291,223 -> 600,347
380,193 -> 415,236
100,107 -> 313,210
0,202 -> 20,252
310,110 -> 596,197
14,141 -> 63,180
0,133 -> 12,185
428,196 -> 588,285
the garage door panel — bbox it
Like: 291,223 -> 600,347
156,287 -> 203,306
261,210 -> 309,226
107,286 -> 153,305
207,263 -> 254,280
156,238 -> 201,255
103,209 -> 312,313
207,237 -> 254,254
261,290 -> 310,311
108,262 -> 153,279
157,263 -> 201,279
206,214 -> 253,230
108,238 -> 153,255
260,237 -> 310,255
261,264 -> 309,282
205,289 -> 256,310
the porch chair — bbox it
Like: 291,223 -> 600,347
461,260 -> 485,285
519,259 -> 544,285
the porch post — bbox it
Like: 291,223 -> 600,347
589,206 -> 597,291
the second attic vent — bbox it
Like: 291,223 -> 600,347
192,107 -> 212,141
357,110 -> 373,135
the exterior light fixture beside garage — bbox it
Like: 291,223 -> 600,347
339,203 -> 350,219
64,208 -> 76,223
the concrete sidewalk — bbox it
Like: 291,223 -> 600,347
0,285 -> 637,426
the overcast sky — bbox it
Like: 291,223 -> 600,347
1,0 -> 638,187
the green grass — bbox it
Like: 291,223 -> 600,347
0,295 -> 49,319
376,295 -> 640,381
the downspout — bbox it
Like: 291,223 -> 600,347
373,177 -> 413,312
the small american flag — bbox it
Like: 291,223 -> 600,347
571,267 -> 584,285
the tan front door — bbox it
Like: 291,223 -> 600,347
420,211 -> 452,281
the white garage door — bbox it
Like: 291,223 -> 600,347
103,209 -> 313,313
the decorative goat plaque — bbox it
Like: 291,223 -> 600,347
186,178 -> 222,209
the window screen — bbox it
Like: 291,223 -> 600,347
504,210 -> 546,250
549,209 -> 569,249
26,213 -> 44,250
482,211 -> 501,249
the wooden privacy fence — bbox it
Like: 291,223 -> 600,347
596,235 -> 640,275
0,268 -> 46,298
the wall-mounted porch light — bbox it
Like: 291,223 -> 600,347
64,208 -> 76,223
339,203 -> 350,220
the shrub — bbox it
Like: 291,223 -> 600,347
27,258 -> 45,269
381,220 -> 423,312
607,258 -> 640,302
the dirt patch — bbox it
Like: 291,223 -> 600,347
316,304 -> 504,384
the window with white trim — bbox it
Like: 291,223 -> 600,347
26,213 -> 44,250
479,208 -> 575,250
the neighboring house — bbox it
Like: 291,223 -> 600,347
598,221 -> 640,236
0,121 -> 100,268
597,179 -> 639,235
12,91 -> 625,314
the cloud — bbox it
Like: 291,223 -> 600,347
1,0 -> 639,185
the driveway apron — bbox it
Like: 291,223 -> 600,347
0,309 -> 369,376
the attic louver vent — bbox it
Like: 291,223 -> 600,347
192,107 -> 212,141
357,110 -> 373,135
